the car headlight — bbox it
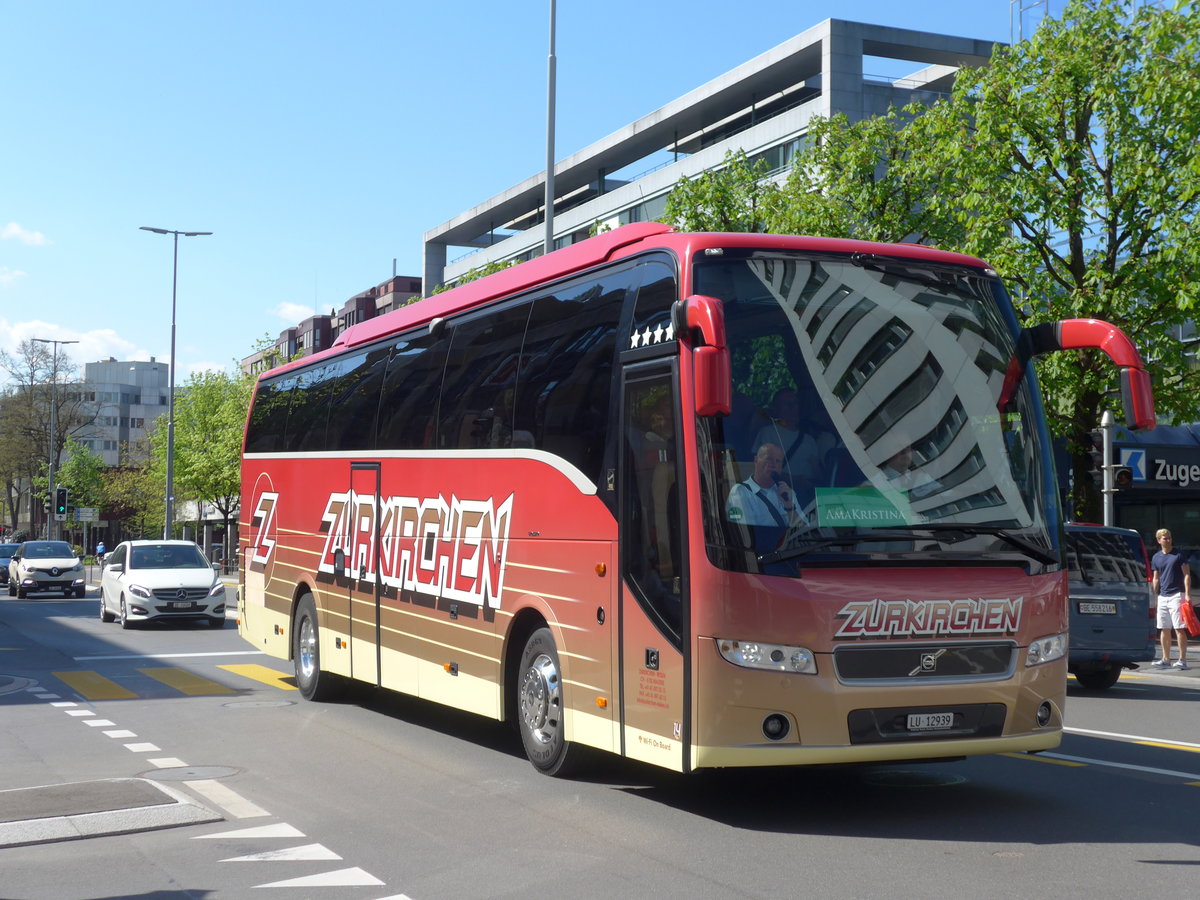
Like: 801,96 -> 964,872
71,562 -> 83,572
128,584 -> 153,599
717,639 -> 817,674
1026,632 -> 1068,667
208,582 -> 225,598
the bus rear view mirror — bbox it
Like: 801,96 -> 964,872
1015,318 -> 1157,431
676,295 -> 732,417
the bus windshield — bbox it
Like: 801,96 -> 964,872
694,250 -> 1060,575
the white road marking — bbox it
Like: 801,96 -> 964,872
50,701 -> 77,707
222,843 -> 342,862
1065,726 -> 1200,750
103,729 -> 137,738
149,757 -> 187,768
74,650 -> 266,661
194,824 -> 306,840
184,779 -> 270,819
124,742 -> 161,752
83,718 -> 117,727
1041,751 -> 1200,781
254,867 -> 385,888
65,709 -> 94,716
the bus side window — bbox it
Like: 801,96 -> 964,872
244,374 -> 297,454
516,270 -> 628,486
325,347 -> 389,452
375,331 -> 449,450
437,304 -> 531,450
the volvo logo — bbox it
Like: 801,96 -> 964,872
909,648 -> 948,677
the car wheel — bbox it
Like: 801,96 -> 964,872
16,586 -> 27,599
7,581 -> 14,597
1074,665 -> 1122,690
74,586 -> 86,599
293,593 -> 344,701
99,595 -> 115,623
119,598 -> 136,630
207,616 -> 225,628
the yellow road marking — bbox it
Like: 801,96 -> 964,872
1135,740 -> 1200,754
138,667 -> 236,696
999,752 -> 1086,766
218,663 -> 298,691
52,671 -> 137,700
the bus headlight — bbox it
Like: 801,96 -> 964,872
1026,632 -> 1068,667
717,639 -> 817,674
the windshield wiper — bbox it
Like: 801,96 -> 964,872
758,530 -> 932,565
757,525 -> 1060,568
900,524 -> 1061,567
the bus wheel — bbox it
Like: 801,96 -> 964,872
1074,665 -> 1121,691
517,627 -> 588,776
293,594 -> 344,701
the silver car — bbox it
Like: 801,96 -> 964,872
7,541 -> 86,598
100,540 -> 227,629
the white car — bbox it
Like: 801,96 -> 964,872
7,540 -> 86,598
100,540 -> 227,629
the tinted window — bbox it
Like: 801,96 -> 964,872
244,374 -> 296,453
1067,529 -> 1147,584
284,362 -> 337,452
325,346 -> 389,452
376,330 -> 450,450
438,304 -> 531,450
516,267 -> 630,485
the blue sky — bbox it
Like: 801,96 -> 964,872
1,0 -> 1023,381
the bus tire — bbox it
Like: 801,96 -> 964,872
517,627 -> 590,776
293,594 -> 345,702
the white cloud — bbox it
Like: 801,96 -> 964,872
0,266 -> 28,287
1,222 -> 50,246
272,301 -> 316,322
0,319 -> 155,384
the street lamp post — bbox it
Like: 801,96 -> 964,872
31,338 -> 79,541
140,226 -> 212,539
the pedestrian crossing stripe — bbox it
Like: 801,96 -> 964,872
52,671 -> 137,700
139,667 -> 236,696
218,663 -> 298,690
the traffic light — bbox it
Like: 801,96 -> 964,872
1087,430 -> 1104,487
55,487 -> 68,517
1112,456 -> 1134,489
42,492 -> 51,513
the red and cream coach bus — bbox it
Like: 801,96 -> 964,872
238,222 -> 1155,775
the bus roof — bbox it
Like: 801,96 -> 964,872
258,224 -> 992,380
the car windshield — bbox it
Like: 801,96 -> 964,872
130,544 -> 209,569
693,251 -> 1060,575
0,543 -> 18,557
24,541 -> 76,558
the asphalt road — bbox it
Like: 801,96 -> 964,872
2,585 -> 1198,900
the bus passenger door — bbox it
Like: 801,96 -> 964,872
349,461 -> 381,685
618,365 -> 690,772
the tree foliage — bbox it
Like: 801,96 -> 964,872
661,0 -> 1200,521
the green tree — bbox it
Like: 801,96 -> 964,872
930,0 -> 1200,519
57,438 -> 106,519
663,150 -> 780,233
104,460 -> 163,540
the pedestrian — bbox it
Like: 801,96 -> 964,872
1150,528 -> 1191,670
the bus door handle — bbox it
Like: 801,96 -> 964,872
359,564 -> 367,581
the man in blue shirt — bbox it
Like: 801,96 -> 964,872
1150,528 -> 1191,670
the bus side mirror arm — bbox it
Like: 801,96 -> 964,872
1017,319 -> 1157,432
674,295 -> 732,417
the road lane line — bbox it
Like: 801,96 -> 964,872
999,752 -> 1085,766
1040,751 -> 1200,781
221,843 -> 342,862
1065,726 -> 1200,751
75,650 -> 265,661
138,667 -> 237,696
184,779 -> 270,819
218,663 -> 297,690
52,671 -> 137,700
